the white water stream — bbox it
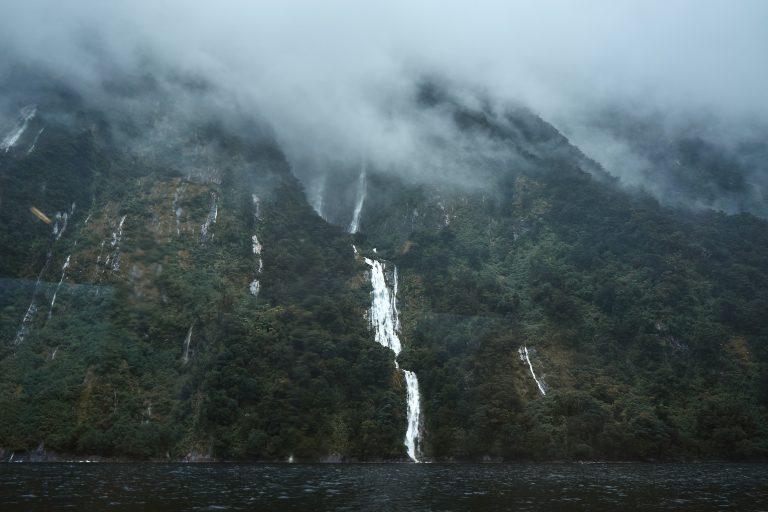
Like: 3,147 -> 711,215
348,166 -> 367,234
26,127 -> 45,155
1,105 -> 36,152
47,254 -> 70,319
363,255 -> 423,462
519,346 -> 547,396
12,210 -> 65,344
200,193 -> 218,242
249,194 -> 263,297
182,325 -> 194,364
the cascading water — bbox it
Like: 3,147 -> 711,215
26,127 -> 45,155
252,194 -> 261,220
403,369 -> 422,462
47,254 -> 70,319
200,193 -> 218,242
365,258 -> 402,354
519,346 -> 547,396
249,194 -> 263,297
1,105 -> 36,152
172,181 -> 188,235
363,255 -> 423,462
106,214 -> 127,271
182,325 -> 194,364
348,166 -> 367,234
311,173 -> 327,219
12,211 -> 62,344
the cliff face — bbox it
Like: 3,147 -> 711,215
1,78 -> 767,461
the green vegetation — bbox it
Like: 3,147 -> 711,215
1,93 -> 767,462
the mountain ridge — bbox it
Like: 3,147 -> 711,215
1,76 -> 767,462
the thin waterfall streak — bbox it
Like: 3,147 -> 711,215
48,255 -> 71,319
519,346 -> 547,396
182,325 -> 193,364
348,165 -> 367,234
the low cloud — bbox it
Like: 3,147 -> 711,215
2,0 -> 767,211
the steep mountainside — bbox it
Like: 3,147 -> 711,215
1,77 -> 767,461
0,80 -> 405,461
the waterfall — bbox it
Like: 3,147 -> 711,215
172,181 -> 188,235
1,105 -> 36,152
26,127 -> 45,155
311,173 -> 327,218
200,193 -> 218,241
182,325 -> 194,364
348,166 -> 367,234
12,213 -> 62,345
108,215 -> 127,271
54,202 -> 74,241
363,254 -> 423,461
47,254 -> 71,319
13,302 -> 39,346
403,370 -> 422,462
250,195 -> 263,296
93,240 -> 106,281
519,346 -> 547,396
365,258 -> 402,355
252,194 -> 261,220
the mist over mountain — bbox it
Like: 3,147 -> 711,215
1,2 -> 768,462
2,0 -> 767,213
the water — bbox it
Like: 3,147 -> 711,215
348,167 -> 366,234
519,346 -> 547,396
403,370 -> 422,461
200,193 -> 218,242
1,105 -> 36,152
1,463 -> 767,511
181,325 -> 194,365
364,256 -> 423,460
47,255 -> 71,319
365,258 -> 402,355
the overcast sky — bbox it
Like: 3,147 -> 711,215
2,0 -> 767,189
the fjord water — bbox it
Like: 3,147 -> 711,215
2,463 -> 768,511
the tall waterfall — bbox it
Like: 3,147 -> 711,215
348,166 -> 367,234
363,255 -> 423,462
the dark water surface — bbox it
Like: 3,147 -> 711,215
2,463 -> 768,511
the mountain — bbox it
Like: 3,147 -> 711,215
1,72 -> 767,462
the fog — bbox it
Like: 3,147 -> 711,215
2,0 -> 767,210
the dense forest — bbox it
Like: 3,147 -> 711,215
1,77 -> 767,462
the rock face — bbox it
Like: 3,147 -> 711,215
1,75 -> 768,462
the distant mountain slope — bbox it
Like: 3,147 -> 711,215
348,89 -> 768,460
1,75 -> 767,462
0,80 -> 405,461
